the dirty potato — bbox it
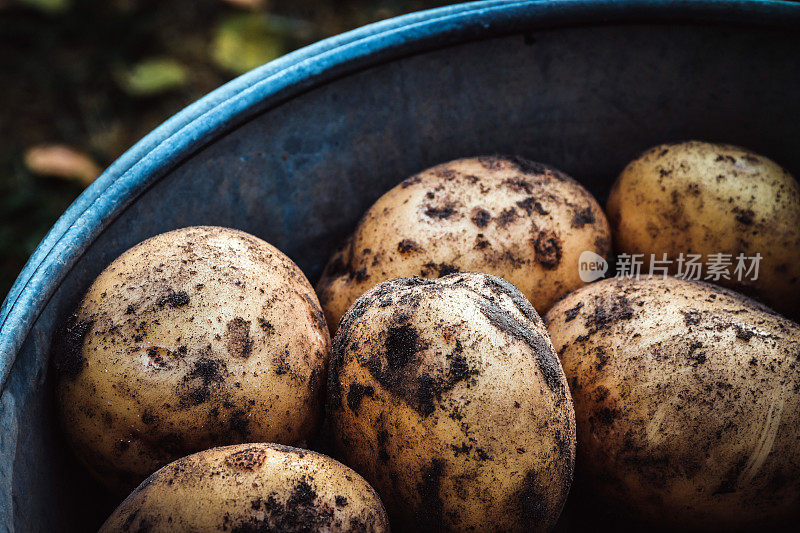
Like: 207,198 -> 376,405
327,273 -> 576,532
55,226 -> 330,493
545,276 -> 800,530
99,443 -> 389,532
317,155 -> 611,332
606,141 -> 800,313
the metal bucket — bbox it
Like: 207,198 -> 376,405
1,0 -> 798,530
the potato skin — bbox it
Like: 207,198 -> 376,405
99,443 -> 389,532
545,276 -> 800,530
606,141 -> 800,313
317,155 -> 611,332
327,273 -> 576,532
54,226 -> 330,493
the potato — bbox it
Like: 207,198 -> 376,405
99,443 -> 389,532
327,273 -> 576,532
606,141 -> 800,313
54,226 -> 330,493
317,155 -> 611,332
545,276 -> 800,530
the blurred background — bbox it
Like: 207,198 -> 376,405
0,0 -> 448,300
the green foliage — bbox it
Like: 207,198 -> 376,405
212,13 -> 285,74
117,57 -> 188,96
17,0 -> 70,15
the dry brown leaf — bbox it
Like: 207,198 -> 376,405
220,0 -> 264,9
24,144 -> 102,187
